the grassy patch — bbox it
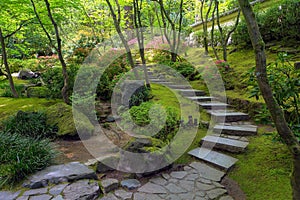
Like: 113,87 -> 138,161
0,97 -> 61,122
228,125 -> 292,200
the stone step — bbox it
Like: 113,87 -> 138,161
208,111 -> 250,122
200,135 -> 249,153
149,79 -> 169,83
151,81 -> 173,85
188,147 -> 238,170
187,96 -> 216,102
197,102 -> 229,110
167,85 -> 191,89
148,71 -> 153,76
214,124 -> 258,136
176,89 -> 206,97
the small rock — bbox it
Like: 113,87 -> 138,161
0,191 -> 21,200
114,189 -> 132,200
63,180 -> 101,200
220,195 -> 234,200
49,184 -> 68,195
196,182 -> 216,191
165,183 -> 187,194
120,179 -> 141,190
149,177 -> 167,186
99,193 -> 118,200
101,178 -> 119,193
207,188 -> 227,199
106,116 -> 115,122
170,171 -> 188,179
51,195 -> 64,200
138,183 -> 168,194
29,194 -> 52,200
23,188 -> 48,196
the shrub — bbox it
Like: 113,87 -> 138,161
129,85 -> 151,108
26,86 -> 51,98
245,53 -> 300,138
8,59 -> 41,73
232,0 -> 300,45
1,111 -> 57,139
0,131 -> 57,187
120,102 -> 179,142
41,65 -> 79,99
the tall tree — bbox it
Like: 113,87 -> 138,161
215,0 -> 240,61
200,0 -> 213,55
237,0 -> 300,199
0,28 -> 19,98
105,0 -> 139,79
30,0 -> 70,104
133,0 -> 150,88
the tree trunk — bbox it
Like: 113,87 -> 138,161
0,28 -> 18,98
210,2 -> 219,59
238,0 -> 300,199
106,0 -> 139,79
133,0 -> 150,88
44,0 -> 70,104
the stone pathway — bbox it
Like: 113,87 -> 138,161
0,66 -> 258,200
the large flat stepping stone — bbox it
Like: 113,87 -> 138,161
187,96 -> 216,102
23,162 -> 97,189
214,124 -> 257,136
201,135 -> 249,153
209,111 -> 250,122
63,180 -> 101,200
137,183 -> 168,194
149,79 -> 169,83
0,191 -> 21,200
197,102 -> 229,110
188,148 -> 238,170
167,85 -> 191,89
176,89 -> 206,97
189,162 -> 225,181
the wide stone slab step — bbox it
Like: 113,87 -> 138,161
176,89 -> 206,97
214,124 -> 258,136
188,147 -> 238,170
209,111 -> 250,122
197,102 -> 229,110
23,162 -> 98,189
149,79 -> 169,83
200,135 -> 249,153
152,81 -> 173,85
167,85 -> 191,89
187,96 -> 216,102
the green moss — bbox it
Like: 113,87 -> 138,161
229,125 -> 292,200
46,103 -> 94,137
27,86 -> 50,98
0,97 -> 60,122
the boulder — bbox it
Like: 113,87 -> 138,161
18,69 -> 39,79
46,103 -> 94,137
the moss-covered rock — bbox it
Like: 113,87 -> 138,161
46,103 -> 94,137
124,137 -> 166,153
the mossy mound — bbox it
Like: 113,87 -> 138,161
124,137 -> 166,153
27,86 -> 50,98
46,103 -> 94,137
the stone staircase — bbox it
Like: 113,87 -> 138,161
147,68 -> 258,174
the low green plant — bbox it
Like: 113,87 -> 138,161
0,131 -> 57,187
246,52 -> 300,137
1,111 -> 57,139
120,102 -> 179,142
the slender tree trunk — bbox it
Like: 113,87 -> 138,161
238,1 -> 300,199
210,2 -> 219,59
0,28 -> 18,98
44,0 -> 70,104
106,0 -> 139,79
200,0 -> 213,55
133,0 -> 150,88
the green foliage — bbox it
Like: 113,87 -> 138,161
152,50 -> 198,80
0,131 -> 57,188
41,65 -> 79,99
1,111 -> 57,139
0,82 -> 25,98
120,102 -> 179,142
246,53 -> 300,137
129,85 -> 151,108
233,0 -> 300,45
45,103 -> 94,137
8,59 -> 40,73
27,86 -> 50,98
